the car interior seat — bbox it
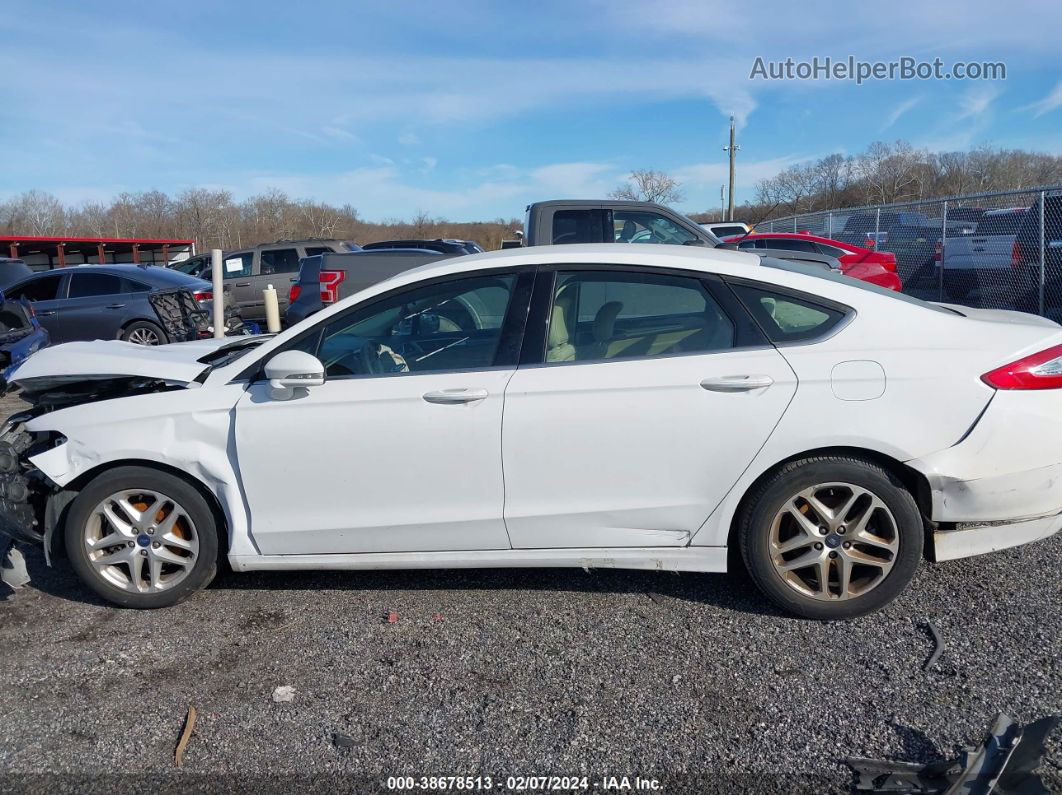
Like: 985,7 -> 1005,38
545,284 -> 577,362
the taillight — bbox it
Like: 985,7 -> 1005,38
933,240 -> 942,263
319,270 -> 346,303
864,236 -> 877,250
289,284 -> 301,303
982,343 -> 1062,390
193,290 -> 212,302
1011,241 -> 1023,269
881,253 -> 897,272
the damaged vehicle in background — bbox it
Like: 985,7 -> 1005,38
2,265 -> 242,346
1,245 -> 1061,619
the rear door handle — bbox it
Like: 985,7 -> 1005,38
36,310 -> 56,317
235,281 -> 251,287
700,375 -> 774,392
422,388 -> 489,405
106,303 -> 126,309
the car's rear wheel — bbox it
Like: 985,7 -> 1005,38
65,467 -> 218,608
122,320 -> 167,346
739,456 -> 923,620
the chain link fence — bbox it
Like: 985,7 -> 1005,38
761,186 -> 1062,319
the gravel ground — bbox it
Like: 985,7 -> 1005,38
1,395 -> 1060,794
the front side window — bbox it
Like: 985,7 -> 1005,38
222,252 -> 253,279
261,248 -> 300,274
545,270 -> 734,363
312,274 -> 517,378
614,211 -> 699,245
9,274 -> 62,302
730,283 -> 847,343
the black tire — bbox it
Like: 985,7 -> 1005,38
738,455 -> 923,620
121,320 -> 168,346
65,466 -> 218,608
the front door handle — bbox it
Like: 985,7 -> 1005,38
700,375 -> 774,392
36,310 -> 56,317
235,281 -> 251,287
423,388 -> 489,405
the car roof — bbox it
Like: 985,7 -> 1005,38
19,264 -> 207,287
205,242 -> 961,385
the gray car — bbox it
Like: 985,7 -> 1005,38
175,239 -> 353,321
4,265 -> 217,345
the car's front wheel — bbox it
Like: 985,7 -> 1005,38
65,467 -> 218,608
739,455 -> 923,620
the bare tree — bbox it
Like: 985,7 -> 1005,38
610,169 -> 685,204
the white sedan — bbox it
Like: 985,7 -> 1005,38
3,245 -> 1061,619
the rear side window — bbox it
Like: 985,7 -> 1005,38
730,283 -> 847,343
551,210 -> 610,244
261,248 -> 301,274
545,270 -> 734,363
760,238 -> 819,253
304,246 -> 334,257
815,243 -> 850,258
68,273 -> 149,298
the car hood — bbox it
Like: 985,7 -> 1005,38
9,337 -> 233,390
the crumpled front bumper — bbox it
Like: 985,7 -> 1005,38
0,422 -> 53,546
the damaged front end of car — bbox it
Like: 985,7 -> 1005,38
0,374 -> 188,561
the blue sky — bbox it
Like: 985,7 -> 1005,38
2,0 -> 1061,221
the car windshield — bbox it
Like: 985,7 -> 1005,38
757,257 -> 962,315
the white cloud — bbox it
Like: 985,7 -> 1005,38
883,96 -> 921,129
957,85 -> 1001,120
1023,82 -> 1062,117
398,132 -> 421,146
321,126 -> 360,144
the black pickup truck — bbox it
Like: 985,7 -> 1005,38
515,199 -> 721,247
510,200 -> 843,274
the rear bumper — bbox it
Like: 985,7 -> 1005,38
907,389 -> 1062,560
932,512 -> 1062,562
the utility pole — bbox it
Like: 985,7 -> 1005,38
720,185 -> 725,220
722,115 -> 740,222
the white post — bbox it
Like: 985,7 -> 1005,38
263,284 -> 281,333
211,249 -> 225,339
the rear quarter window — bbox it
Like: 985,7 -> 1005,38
729,283 -> 848,343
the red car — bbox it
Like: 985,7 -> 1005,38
721,232 -> 902,292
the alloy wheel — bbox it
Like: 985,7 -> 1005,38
127,327 -> 161,345
83,489 -> 199,594
768,482 -> 899,601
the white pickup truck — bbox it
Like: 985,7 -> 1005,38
939,207 -> 1027,299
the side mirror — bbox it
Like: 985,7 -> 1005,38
264,350 -> 325,400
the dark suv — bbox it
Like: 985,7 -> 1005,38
286,249 -> 453,325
